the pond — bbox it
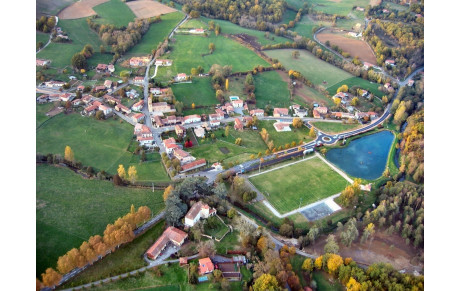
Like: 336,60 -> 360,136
326,130 -> 395,180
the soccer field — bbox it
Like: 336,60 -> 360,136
249,156 -> 349,214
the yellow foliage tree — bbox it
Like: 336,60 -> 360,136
117,164 -> 126,180
41,268 -> 62,287
64,145 -> 75,163
292,117 -> 302,128
334,97 -> 341,107
302,258 -> 313,272
192,103 -> 195,109
253,274 -> 279,291
315,255 -> 323,270
351,97 -> 359,106
225,78 -> 229,91
346,277 -> 361,291
128,166 -> 137,183
309,127 -> 316,138
257,236 -> 268,253
344,257 -> 353,265
327,254 -> 344,273
163,185 -> 174,201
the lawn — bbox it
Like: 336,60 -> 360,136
127,12 -> 185,56
291,14 -> 332,39
37,18 -> 107,68
179,18 -> 207,29
93,0 -> 136,27
213,127 -> 268,154
258,120 -> 313,149
308,0 -> 371,16
312,271 -> 343,290
36,164 -> 165,277
188,140 -> 259,166
156,33 -> 269,81
36,102 -> 57,128
107,152 -> 170,182
327,76 -> 386,98
254,71 -> 291,109
37,113 -> 133,172
310,121 -> 362,134
61,221 -> 166,288
171,77 -> 217,107
281,8 -> 298,24
36,31 -> 49,45
87,52 -> 114,69
201,17 -> 291,47
264,49 -> 352,87
249,156 -> 349,214
203,216 -> 229,239
294,83 -> 334,107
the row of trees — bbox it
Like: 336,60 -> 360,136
115,164 -> 138,184
36,15 -> 56,33
40,205 -> 151,287
71,44 -> 95,70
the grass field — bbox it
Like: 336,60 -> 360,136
156,33 -> 269,81
201,17 -> 291,47
37,113 -> 133,172
265,49 -> 352,87
127,12 -> 184,56
36,102 -> 57,127
327,76 -> 386,98
37,18 -> 107,68
291,15 -> 332,39
294,84 -> 334,107
61,221 -> 165,288
254,71 -> 291,108
258,120 -> 313,149
171,77 -> 216,107
188,140 -> 259,165
36,31 -> 50,46
179,18 -> 207,29
310,121 -> 362,134
312,271 -> 343,290
308,0 -> 371,16
36,164 -> 165,277
204,216 -> 228,239
37,0 -> 76,16
281,8 -> 298,24
93,0 -> 136,27
107,152 -> 170,182
249,156 -> 349,214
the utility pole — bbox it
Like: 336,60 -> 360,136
152,182 -> 154,192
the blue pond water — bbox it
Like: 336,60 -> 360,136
326,131 -> 395,180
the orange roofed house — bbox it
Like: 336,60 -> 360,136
145,226 -> 188,260
199,258 -> 215,275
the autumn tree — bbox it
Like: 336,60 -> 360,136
361,223 -> 375,244
302,258 -> 313,273
224,125 -> 230,137
41,268 -> 62,287
191,103 -> 195,109
314,255 -> 323,270
163,185 -> 174,201
257,236 -> 268,254
291,50 -> 300,58
71,52 -> 87,70
351,97 -> 359,106
324,234 -> 339,254
337,84 -> 348,93
382,95 -> 388,104
64,145 -> 75,164
209,42 -> 215,52
253,274 -> 280,291
225,78 -> 229,91
346,277 -> 361,291
191,67 -> 198,76
235,138 -> 242,146
309,126 -> 316,138
292,117 -> 302,128
326,254 -> 344,274
214,24 -> 221,36
117,164 -> 126,180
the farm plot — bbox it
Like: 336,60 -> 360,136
127,12 -> 184,56
254,70 -> 291,109
37,0 -> 77,16
317,30 -> 377,64
36,164 -> 165,277
36,113 -> 133,172
126,0 -> 177,19
249,156 -> 349,214
58,0 -> 108,19
156,34 -> 269,81
258,120 -> 314,149
37,17 -> 107,68
264,49 -> 352,87
92,0 -> 136,27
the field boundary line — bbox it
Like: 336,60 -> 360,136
247,154 -> 317,178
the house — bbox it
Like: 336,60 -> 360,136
94,85 -> 106,92
59,93 -> 73,102
250,109 -> 264,117
175,125 -> 186,138
108,65 -> 115,73
104,80 -> 112,89
181,158 -> 206,173
133,77 -> 144,84
134,123 -> 152,136
180,258 -> 188,266
273,108 -> 289,117
132,100 -> 144,111
81,95 -> 94,104
290,104 -> 301,111
234,118 -> 243,131
151,102 -> 175,113
132,113 -> 145,123
223,103 -> 234,114
183,114 -> 201,124
209,113 -> 223,121
385,59 -> 395,66
96,64 -> 108,73
150,88 -> 161,95
331,112 -> 355,120
130,56 -> 151,67
115,103 -> 131,114
99,105 -> 112,116
154,115 -> 164,128
316,107 -> 328,114
155,59 -> 173,66
348,32 -> 358,38
189,28 -> 205,34
209,120 -> 220,128
243,116 -> 253,126
176,73 -> 187,81
84,104 -> 98,115
36,59 -> 50,66
273,122 -> 291,132
313,109 -> 321,119
363,62 -> 374,70
382,8 -> 389,13
199,258 -> 215,275
361,90 -> 369,97
45,80 -> 65,88
194,127 -> 205,138
103,94 -> 121,105
293,108 -> 308,118
126,89 -> 139,99
407,79 -> 415,87
231,99 -> 244,108
77,85 -> 85,91
162,115 -> 183,126
71,99 -> 82,106
184,201 -> 217,227
173,148 -> 196,165
145,227 -> 188,260
356,6 -> 365,11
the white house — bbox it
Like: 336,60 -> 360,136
194,127 -> 205,138
132,100 -> 144,111
184,201 -> 217,227
231,99 -> 244,108
183,114 -> 201,124
176,73 -> 187,81
173,148 -> 196,165
273,122 -> 291,132
155,59 -> 172,66
99,105 -> 112,116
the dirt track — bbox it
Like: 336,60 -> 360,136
317,31 -> 377,65
126,0 -> 177,18
58,0 -> 109,19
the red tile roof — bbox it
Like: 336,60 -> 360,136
234,118 -> 243,130
145,227 -> 188,260
181,159 -> 206,171
199,258 -> 214,275
273,108 -> 289,116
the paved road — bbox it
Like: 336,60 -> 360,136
36,16 -> 58,54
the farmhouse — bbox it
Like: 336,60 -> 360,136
115,104 -> 131,114
385,59 -> 395,66
234,118 -> 243,131
108,65 -> 115,73
194,127 -> 205,138
59,93 -> 73,102
313,109 -> 321,119
132,113 -> 145,123
199,258 -> 214,275
181,159 -> 207,173
132,100 -> 144,111
96,64 -> 108,73
104,80 -> 112,89
175,73 -> 187,81
273,108 -> 289,117
231,99 -> 244,108
189,28 -> 205,34
36,59 -> 50,66
183,114 -> 201,124
45,81 -> 65,88
273,122 -> 291,132
103,95 -> 121,105
155,59 -> 173,66
175,125 -> 186,138
130,56 -> 151,67
134,77 -> 144,84
173,148 -> 196,165
145,227 -> 188,260
250,109 -> 264,117
184,201 -> 217,227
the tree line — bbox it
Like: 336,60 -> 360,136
39,205 -> 152,287
36,15 -> 56,33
